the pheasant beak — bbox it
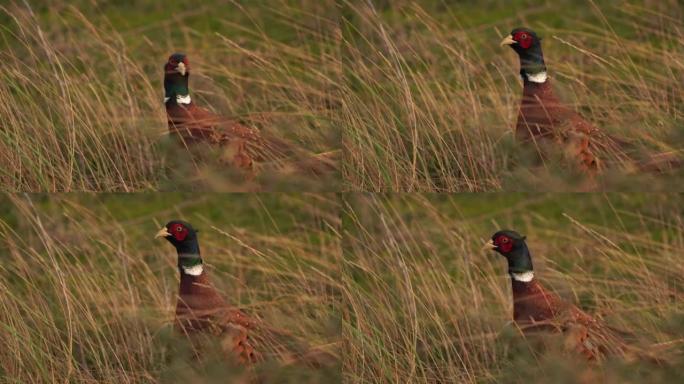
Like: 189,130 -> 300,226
482,239 -> 497,251
176,62 -> 186,76
155,227 -> 171,239
500,35 -> 516,47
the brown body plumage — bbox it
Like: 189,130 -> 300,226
166,103 -> 260,169
175,268 -> 259,364
510,277 -> 628,361
515,79 -> 601,173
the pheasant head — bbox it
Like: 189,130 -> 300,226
500,28 -> 547,83
484,230 -> 534,281
155,220 -> 204,276
164,53 -> 191,105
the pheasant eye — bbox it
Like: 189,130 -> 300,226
175,226 -> 183,232
520,34 -> 527,39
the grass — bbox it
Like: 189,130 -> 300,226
0,194 -> 342,383
2,1 -> 684,382
342,193 -> 684,383
2,1 -> 683,192
340,0 -> 684,191
0,0 -> 341,192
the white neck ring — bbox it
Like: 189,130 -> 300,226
164,94 -> 192,104
182,264 -> 203,276
510,271 -> 535,282
525,71 -> 548,83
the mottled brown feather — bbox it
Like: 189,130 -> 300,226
516,80 -> 600,173
511,278 -> 643,361
166,102 -> 299,169
175,271 -> 260,364
517,79 -> 680,174
174,268 -> 337,367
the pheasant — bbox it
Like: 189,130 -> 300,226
500,28 -> 680,174
155,220 -> 337,367
483,230 -> 662,363
155,220 -> 261,363
163,53 -> 293,171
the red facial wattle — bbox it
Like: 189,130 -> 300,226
179,58 -> 189,69
169,223 -> 189,241
165,61 -> 177,73
513,32 -> 533,49
495,235 -> 514,253
165,57 -> 189,72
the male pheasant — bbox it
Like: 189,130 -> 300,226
483,230 -> 661,363
164,53 -> 292,171
500,28 -> 680,174
155,220 -> 337,367
155,220 -> 260,363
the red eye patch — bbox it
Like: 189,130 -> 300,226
169,223 -> 189,241
165,57 -> 189,71
513,31 -> 533,49
495,235 -> 514,253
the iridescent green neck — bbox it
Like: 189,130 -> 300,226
175,237 -> 201,268
178,251 -> 203,276
506,243 -> 534,275
178,254 -> 203,269
519,46 -> 547,79
164,73 -> 190,104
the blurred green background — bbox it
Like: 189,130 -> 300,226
0,0 -> 341,192
343,193 -> 684,383
341,0 -> 684,191
0,193 -> 341,383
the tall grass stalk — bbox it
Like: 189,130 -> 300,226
0,194 -> 341,382
341,1 -> 684,191
342,194 -> 683,382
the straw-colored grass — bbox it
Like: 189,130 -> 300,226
0,194 -> 341,383
342,193 -> 684,383
0,1 -> 340,192
341,1 -> 684,191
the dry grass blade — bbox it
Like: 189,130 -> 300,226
0,194 -> 342,382
342,194 -> 684,383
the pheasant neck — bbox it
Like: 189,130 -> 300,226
164,73 -> 191,105
175,241 -> 203,276
506,242 -> 534,277
518,46 -> 547,83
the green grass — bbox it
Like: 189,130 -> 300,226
341,0 -> 684,191
2,1 -> 684,383
2,1 -> 683,191
342,193 -> 684,383
0,0 -> 341,192
0,194 -> 342,383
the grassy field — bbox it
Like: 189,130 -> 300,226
342,193 -> 684,383
2,0 -> 683,192
0,194 -> 341,383
0,1 -> 341,192
3,0 -> 684,382
341,0 -> 684,191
